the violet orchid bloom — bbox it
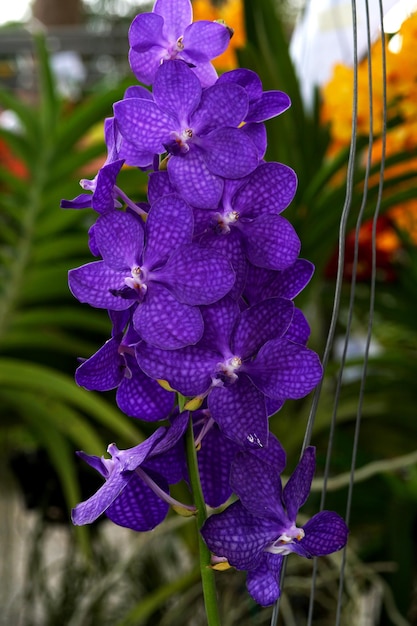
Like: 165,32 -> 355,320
147,163 -> 300,299
137,296 -> 322,447
61,98 -> 154,214
61,118 -> 125,213
116,85 -> 156,168
68,194 -> 235,350
194,162 -> 300,297
217,68 -> 291,124
194,408 -> 287,508
72,411 -> 190,531
75,314 -> 175,421
113,59 -> 259,209
128,0 -> 231,87
201,447 -> 349,606
217,69 -> 291,159
243,258 -> 315,307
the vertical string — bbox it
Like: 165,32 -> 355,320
272,0 -> 361,623
335,0 -> 387,623
305,1 -> 361,622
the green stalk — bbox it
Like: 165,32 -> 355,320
185,412 -> 221,626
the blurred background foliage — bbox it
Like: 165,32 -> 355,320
1,0 -> 417,624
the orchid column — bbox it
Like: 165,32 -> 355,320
62,0 -> 348,621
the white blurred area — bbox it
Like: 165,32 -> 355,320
290,0 -> 417,110
0,0 -> 151,26
0,0 -> 31,25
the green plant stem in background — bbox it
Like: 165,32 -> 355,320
185,412 -> 221,626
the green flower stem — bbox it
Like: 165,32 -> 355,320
185,412 -> 221,626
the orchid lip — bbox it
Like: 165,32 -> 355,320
124,265 -> 148,293
213,210 -> 240,234
214,355 -> 242,385
265,527 -> 306,555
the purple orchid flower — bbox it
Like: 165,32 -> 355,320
113,59 -> 259,209
60,118 -> 125,213
128,0 -> 231,87
243,258 -> 315,307
72,411 -> 191,531
137,296 -> 322,447
217,68 -> 291,124
68,194 -> 235,350
201,446 -> 349,606
75,313 -> 174,421
195,162 -> 300,297
147,163 -> 300,299
194,409 -> 287,508
61,106 -> 153,214
216,69 -> 291,160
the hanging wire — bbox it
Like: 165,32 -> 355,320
271,0 -> 389,623
335,1 -> 387,623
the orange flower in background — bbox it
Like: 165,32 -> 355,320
321,10 -> 417,271
192,0 -> 245,70
0,137 -> 27,180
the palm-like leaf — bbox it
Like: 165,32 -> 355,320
0,36 -> 146,541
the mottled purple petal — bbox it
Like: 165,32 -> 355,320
231,452 -> 285,522
190,60 -> 219,88
186,20 -> 230,59
116,354 -> 174,420
199,297 -> 238,353
154,0 -> 192,40
148,170 -> 176,204
200,230 -> 247,300
72,470 -> 130,525
114,97 -> 176,153
151,410 -> 189,457
128,47 -> 162,85
109,309 -> 133,336
282,447 -> 316,522
137,342 -> 218,396
158,243 -> 235,305
250,339 -> 323,399
75,337 -> 123,391
300,510 -> 349,557
92,160 -> 124,213
61,193 -> 92,210
209,375 -> 268,448
241,122 -> 267,159
243,215 -> 300,270
167,147 -> 224,209
201,501 -> 277,570
222,67 -> 262,95
203,128 -> 259,179
144,193 -> 193,268
133,283 -> 203,349
246,91 -> 291,123
153,60 -> 201,120
284,308 -> 311,345
233,297 -> 294,358
124,85 -> 153,100
117,427 -> 167,471
234,161 -> 297,217
246,554 -> 284,606
68,262 -> 132,310
106,472 -> 169,531
129,12 -> 166,51
244,259 -> 315,305
192,83 -> 248,134
197,421 -> 240,507
94,211 -> 144,269
118,135 -> 154,168
76,451 -> 108,477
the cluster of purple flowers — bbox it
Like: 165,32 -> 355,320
64,0 -> 348,608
